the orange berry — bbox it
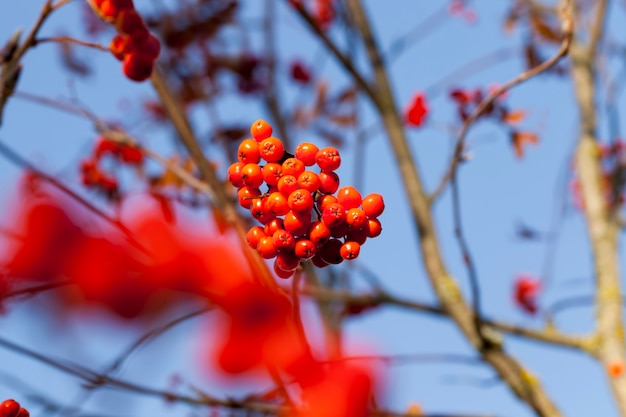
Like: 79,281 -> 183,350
250,119 -> 273,142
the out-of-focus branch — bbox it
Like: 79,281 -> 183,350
149,66 -> 275,287
341,0 -> 569,415
0,336 -> 508,417
568,0 -> 626,414
298,286 -> 591,351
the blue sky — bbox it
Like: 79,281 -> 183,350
0,1 -> 624,416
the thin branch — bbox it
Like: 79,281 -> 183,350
429,6 -> 574,203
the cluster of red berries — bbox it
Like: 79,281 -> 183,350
228,120 -> 384,278
80,136 -> 144,199
0,400 -> 28,417
90,0 -> 161,81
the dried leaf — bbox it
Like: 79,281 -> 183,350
511,131 -> 539,158
59,42 -> 91,77
502,109 -> 526,125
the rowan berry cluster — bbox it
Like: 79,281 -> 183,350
90,0 -> 161,82
80,136 -> 144,199
0,399 -> 29,417
228,120 -> 384,279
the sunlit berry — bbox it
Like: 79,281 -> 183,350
282,157 -> 305,177
365,218 -> 382,238
345,208 -> 367,230
267,192 -> 290,216
246,226 -> 266,249
362,193 -> 385,218
315,147 -> 341,171
322,202 -> 346,228
288,189 -> 314,213
227,162 -> 245,187
318,170 -> 340,194
251,119 -> 273,142
0,400 -> 20,417
273,229 -> 296,252
316,194 -> 338,212
238,138 -> 261,164
284,210 -> 311,236
297,171 -> 321,193
257,236 -> 277,259
337,186 -> 362,210
237,186 -> 261,209
262,162 -> 283,186
264,218 -> 285,236
259,137 -> 285,162
340,241 -> 360,260
241,163 -> 264,188
295,142 -> 319,166
308,221 -> 331,246
294,238 -> 316,259
277,174 -> 298,197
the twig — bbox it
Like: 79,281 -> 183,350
429,5 -> 574,203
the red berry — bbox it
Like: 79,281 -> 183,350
273,229 -> 296,252
246,226 -> 266,249
282,157 -> 306,177
241,163 -> 264,188
295,142 -> 319,166
250,198 -> 275,224
262,162 -> 283,186
119,145 -> 143,164
15,409 -> 28,417
316,194 -> 338,212
257,236 -> 278,259
275,251 -> 300,271
259,137 -> 285,162
115,9 -> 145,35
122,52 -> 154,82
0,400 -> 20,417
109,34 -> 128,60
315,147 -> 341,171
345,208 -> 367,230
237,186 -> 261,208
227,162 -> 245,187
347,228 -> 368,245
297,171 -> 321,193
267,192 -> 290,216
320,239 -> 344,264
311,252 -> 330,268
294,238 -> 317,259
238,138 -> 261,164
288,189 -> 314,213
284,210 -> 311,236
264,218 -> 285,236
340,241 -> 361,260
322,202 -> 346,228
290,60 -> 312,84
274,259 -> 295,278
251,119 -> 273,142
337,186 -> 362,210
362,193 -> 385,218
318,170 -> 340,194
365,218 -> 382,237
309,221 -> 331,246
278,175 -> 298,197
